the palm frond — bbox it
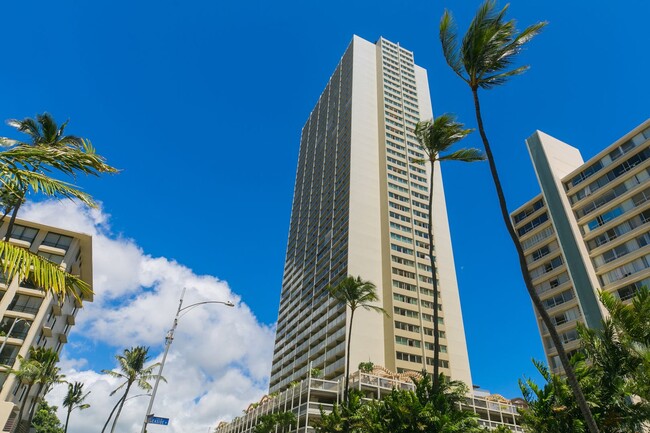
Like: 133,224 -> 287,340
1,169 -> 95,207
414,114 -> 474,159
7,118 -> 40,139
38,114 -> 58,143
438,148 -> 485,162
454,0 -> 546,89
439,11 -> 467,82
0,240 -> 91,302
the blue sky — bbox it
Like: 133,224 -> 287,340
1,0 -> 649,424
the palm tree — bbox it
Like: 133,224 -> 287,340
0,113 -> 117,302
62,382 -> 90,433
26,347 -> 65,425
439,3 -> 599,432
0,113 -> 116,238
413,114 -> 483,388
101,346 -> 162,433
8,355 -> 41,425
327,276 -> 386,404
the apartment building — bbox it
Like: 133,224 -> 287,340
0,218 -> 92,430
511,119 -> 650,372
270,35 -> 471,393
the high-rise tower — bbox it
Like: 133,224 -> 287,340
511,119 -> 650,372
269,35 -> 472,393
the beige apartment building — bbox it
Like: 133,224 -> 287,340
270,35 -> 471,394
511,119 -> 650,372
0,218 -> 92,431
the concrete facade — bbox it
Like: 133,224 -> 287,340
0,218 -> 92,431
511,119 -> 650,372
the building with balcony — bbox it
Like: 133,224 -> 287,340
511,119 -> 650,372
0,218 -> 92,431
270,34 -> 472,395
214,368 -> 524,433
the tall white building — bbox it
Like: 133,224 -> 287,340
0,218 -> 92,431
511,119 -> 650,372
269,35 -> 472,393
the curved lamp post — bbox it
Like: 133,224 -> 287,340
140,288 -> 234,433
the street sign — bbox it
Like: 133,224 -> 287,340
147,415 -> 170,426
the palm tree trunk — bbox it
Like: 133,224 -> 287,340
344,308 -> 355,405
64,406 -> 72,433
102,393 -> 125,433
470,86 -> 600,433
3,200 -> 22,242
110,384 -> 132,433
427,159 -> 442,389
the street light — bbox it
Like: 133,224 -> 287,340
0,318 -> 31,362
140,288 -> 234,433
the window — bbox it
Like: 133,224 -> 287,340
531,245 -> 551,262
396,336 -> 421,347
41,233 -> 73,250
426,358 -> 449,368
542,289 -> 575,310
395,321 -> 420,333
394,306 -> 418,318
10,225 -> 38,243
39,252 -> 64,265
513,199 -> 544,223
518,213 -> 549,236
396,351 -> 422,363
393,293 -> 417,304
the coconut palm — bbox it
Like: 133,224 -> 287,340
8,355 -> 41,425
413,114 -> 483,388
0,114 -> 117,303
327,276 -> 386,404
438,3 -> 599,432
0,113 -> 117,238
26,347 -> 65,425
101,346 -> 162,433
62,382 -> 90,433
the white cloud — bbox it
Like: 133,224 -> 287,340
21,200 -> 275,433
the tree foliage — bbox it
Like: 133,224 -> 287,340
437,2 -> 599,432
0,113 -> 117,302
327,276 -> 386,404
63,381 -> 91,433
316,375 -> 482,433
519,288 -> 650,432
31,402 -> 64,433
254,411 -> 296,433
413,113 -> 482,385
101,346 -> 162,433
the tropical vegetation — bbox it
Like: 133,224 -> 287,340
0,113 -> 117,302
7,347 -> 63,428
31,402 -> 64,433
316,373 -> 485,433
437,2 -> 600,432
519,288 -> 650,432
101,346 -> 162,433
413,114 -> 483,386
254,411 -> 296,433
327,276 -> 386,404
62,381 -> 91,433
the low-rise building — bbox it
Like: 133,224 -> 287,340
214,367 -> 524,433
